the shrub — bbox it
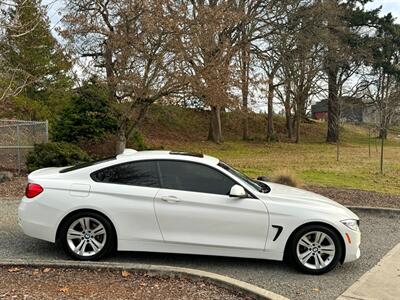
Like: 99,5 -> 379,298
127,130 -> 147,150
271,169 -> 302,188
26,142 -> 91,172
52,78 -> 117,143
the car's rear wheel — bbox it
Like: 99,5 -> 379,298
290,225 -> 343,274
59,212 -> 115,260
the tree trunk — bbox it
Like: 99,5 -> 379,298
242,80 -> 249,140
295,97 -> 305,144
379,126 -> 387,139
208,106 -> 223,143
326,63 -> 339,143
295,109 -> 301,144
116,125 -> 127,154
285,109 -> 293,139
267,78 -> 276,142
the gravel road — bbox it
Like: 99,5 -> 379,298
1,199 -> 399,300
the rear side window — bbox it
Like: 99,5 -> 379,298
158,160 -> 235,195
91,161 -> 159,188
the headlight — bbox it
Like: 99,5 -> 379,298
341,219 -> 359,231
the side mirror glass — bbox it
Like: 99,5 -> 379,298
229,184 -> 247,198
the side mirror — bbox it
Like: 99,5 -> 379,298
229,184 -> 247,198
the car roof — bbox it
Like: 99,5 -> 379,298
115,149 -> 220,166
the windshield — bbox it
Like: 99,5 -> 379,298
218,161 -> 270,193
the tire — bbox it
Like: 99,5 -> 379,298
58,211 -> 116,260
289,224 -> 343,275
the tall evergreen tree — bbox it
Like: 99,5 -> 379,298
322,0 -> 381,143
0,0 -> 71,120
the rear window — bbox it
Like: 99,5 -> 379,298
90,160 -> 159,187
59,157 -> 116,173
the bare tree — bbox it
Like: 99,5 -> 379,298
274,0 -> 324,143
62,0 -> 184,153
167,0 -> 247,143
235,0 -> 278,140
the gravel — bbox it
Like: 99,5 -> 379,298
1,200 -> 399,300
307,186 -> 400,209
0,177 -> 25,199
0,266 -> 247,300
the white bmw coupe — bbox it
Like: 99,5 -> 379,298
18,149 -> 361,274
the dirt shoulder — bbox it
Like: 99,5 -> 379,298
0,177 -> 25,199
1,177 -> 399,209
307,186 -> 400,209
0,266 -> 248,300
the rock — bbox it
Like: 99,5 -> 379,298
0,171 -> 13,183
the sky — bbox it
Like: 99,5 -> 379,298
366,0 -> 400,21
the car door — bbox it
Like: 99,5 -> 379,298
154,160 -> 269,250
90,160 -> 163,242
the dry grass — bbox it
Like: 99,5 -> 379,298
271,169 -> 303,188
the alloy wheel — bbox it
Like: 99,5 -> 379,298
66,217 -> 107,257
296,230 -> 336,270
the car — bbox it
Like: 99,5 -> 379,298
18,149 -> 361,274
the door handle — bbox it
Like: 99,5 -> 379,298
161,196 -> 181,203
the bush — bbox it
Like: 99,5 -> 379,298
52,78 -> 117,143
127,130 -> 147,150
271,169 -> 302,188
26,142 -> 91,172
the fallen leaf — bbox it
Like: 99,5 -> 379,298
8,267 -> 20,273
121,271 -> 130,278
59,287 -> 69,293
43,268 -> 51,273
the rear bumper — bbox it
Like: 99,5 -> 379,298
18,197 -> 58,243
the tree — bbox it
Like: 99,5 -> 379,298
359,16 -> 400,139
235,0 -> 272,140
52,78 -> 117,143
271,0 -> 323,143
62,0 -> 183,153
0,0 -> 71,120
167,0 -> 245,143
321,0 -> 381,143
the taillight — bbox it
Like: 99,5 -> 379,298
25,183 -> 43,198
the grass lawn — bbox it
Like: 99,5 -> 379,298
146,123 -> 400,195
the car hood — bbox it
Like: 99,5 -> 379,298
259,182 -> 358,219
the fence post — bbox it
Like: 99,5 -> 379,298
368,128 -> 371,158
380,129 -> 385,174
45,120 -> 49,143
16,124 -> 21,174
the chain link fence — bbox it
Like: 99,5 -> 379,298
0,119 -> 48,173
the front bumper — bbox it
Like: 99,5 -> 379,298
341,224 -> 361,263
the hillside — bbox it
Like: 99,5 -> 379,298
137,106 -> 400,195
79,105 -> 400,195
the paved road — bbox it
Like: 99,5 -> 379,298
1,200 -> 399,300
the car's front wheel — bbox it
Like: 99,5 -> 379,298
59,212 -> 115,260
290,225 -> 343,274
